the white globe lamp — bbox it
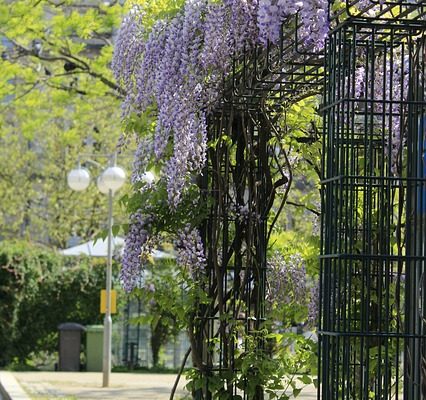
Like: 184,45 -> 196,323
96,175 -> 110,194
67,168 -> 90,191
142,171 -> 155,184
101,166 -> 126,192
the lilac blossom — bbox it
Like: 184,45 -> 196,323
344,48 -> 409,176
111,7 -> 145,115
257,0 -> 297,45
356,65 -> 366,95
147,282 -> 156,292
225,0 -> 259,51
134,20 -> 167,112
377,53 -> 409,176
256,0 -> 328,50
113,0 -> 266,208
201,3 -> 232,73
116,0 -> 338,208
297,0 -> 329,52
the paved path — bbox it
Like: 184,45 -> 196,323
1,371 -> 317,400
0,372 -> 30,400
11,372 -> 188,400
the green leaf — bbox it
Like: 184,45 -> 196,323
297,375 -> 312,384
112,225 -> 121,237
95,229 -> 109,243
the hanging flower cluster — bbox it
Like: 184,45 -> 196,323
120,210 -> 153,291
374,54 -> 409,176
266,252 -> 307,305
175,224 -> 207,277
113,0 -> 331,289
257,0 -> 328,51
111,8 -> 145,116
341,48 -> 410,176
307,280 -> 319,327
112,0 -> 331,208
113,0 -> 258,209
131,136 -> 154,184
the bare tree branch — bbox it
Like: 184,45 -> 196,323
46,81 -> 87,95
1,31 -> 125,97
286,201 -> 320,216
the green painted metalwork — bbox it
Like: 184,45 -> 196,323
320,2 -> 426,399
198,1 -> 425,399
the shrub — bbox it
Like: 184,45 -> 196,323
0,241 -> 113,366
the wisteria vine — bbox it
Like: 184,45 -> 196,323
113,0 -> 331,288
112,0 -> 331,204
114,0 -> 411,290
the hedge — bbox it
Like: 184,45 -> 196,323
0,241 -> 114,366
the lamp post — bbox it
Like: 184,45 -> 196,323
67,153 -> 126,388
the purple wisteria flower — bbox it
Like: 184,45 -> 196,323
113,0 -> 265,209
343,48 -> 409,176
257,0 -> 328,50
113,0 -> 332,203
111,6 -> 145,116
297,0 -> 329,52
266,252 -> 307,306
201,3 -> 232,72
120,211 -> 153,292
307,280 -> 319,327
175,224 -> 207,278
131,137 -> 154,184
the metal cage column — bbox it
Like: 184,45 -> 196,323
320,17 -> 426,400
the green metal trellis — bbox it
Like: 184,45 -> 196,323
320,2 -> 426,399
195,1 -> 426,399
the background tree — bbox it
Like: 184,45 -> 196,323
0,0 -> 136,247
0,0 -> 188,372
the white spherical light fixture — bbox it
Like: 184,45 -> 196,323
142,171 -> 155,184
96,175 -> 110,194
67,168 -> 91,191
101,166 -> 126,192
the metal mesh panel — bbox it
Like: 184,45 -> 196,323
320,20 -> 426,400
329,0 -> 425,25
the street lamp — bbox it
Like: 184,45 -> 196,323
67,154 -> 126,388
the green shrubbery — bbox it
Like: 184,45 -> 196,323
0,241 -> 111,367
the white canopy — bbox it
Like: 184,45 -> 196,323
60,236 -> 173,259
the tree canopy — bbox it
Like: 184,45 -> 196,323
0,0 -> 136,247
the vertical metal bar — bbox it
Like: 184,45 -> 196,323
102,189 -> 113,387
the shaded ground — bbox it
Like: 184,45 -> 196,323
10,371 -> 317,400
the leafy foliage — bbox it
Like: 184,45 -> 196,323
185,331 -> 317,400
0,241 -> 115,367
0,0 -> 135,247
129,258 -> 183,367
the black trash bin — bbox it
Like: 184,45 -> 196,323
58,323 -> 85,371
